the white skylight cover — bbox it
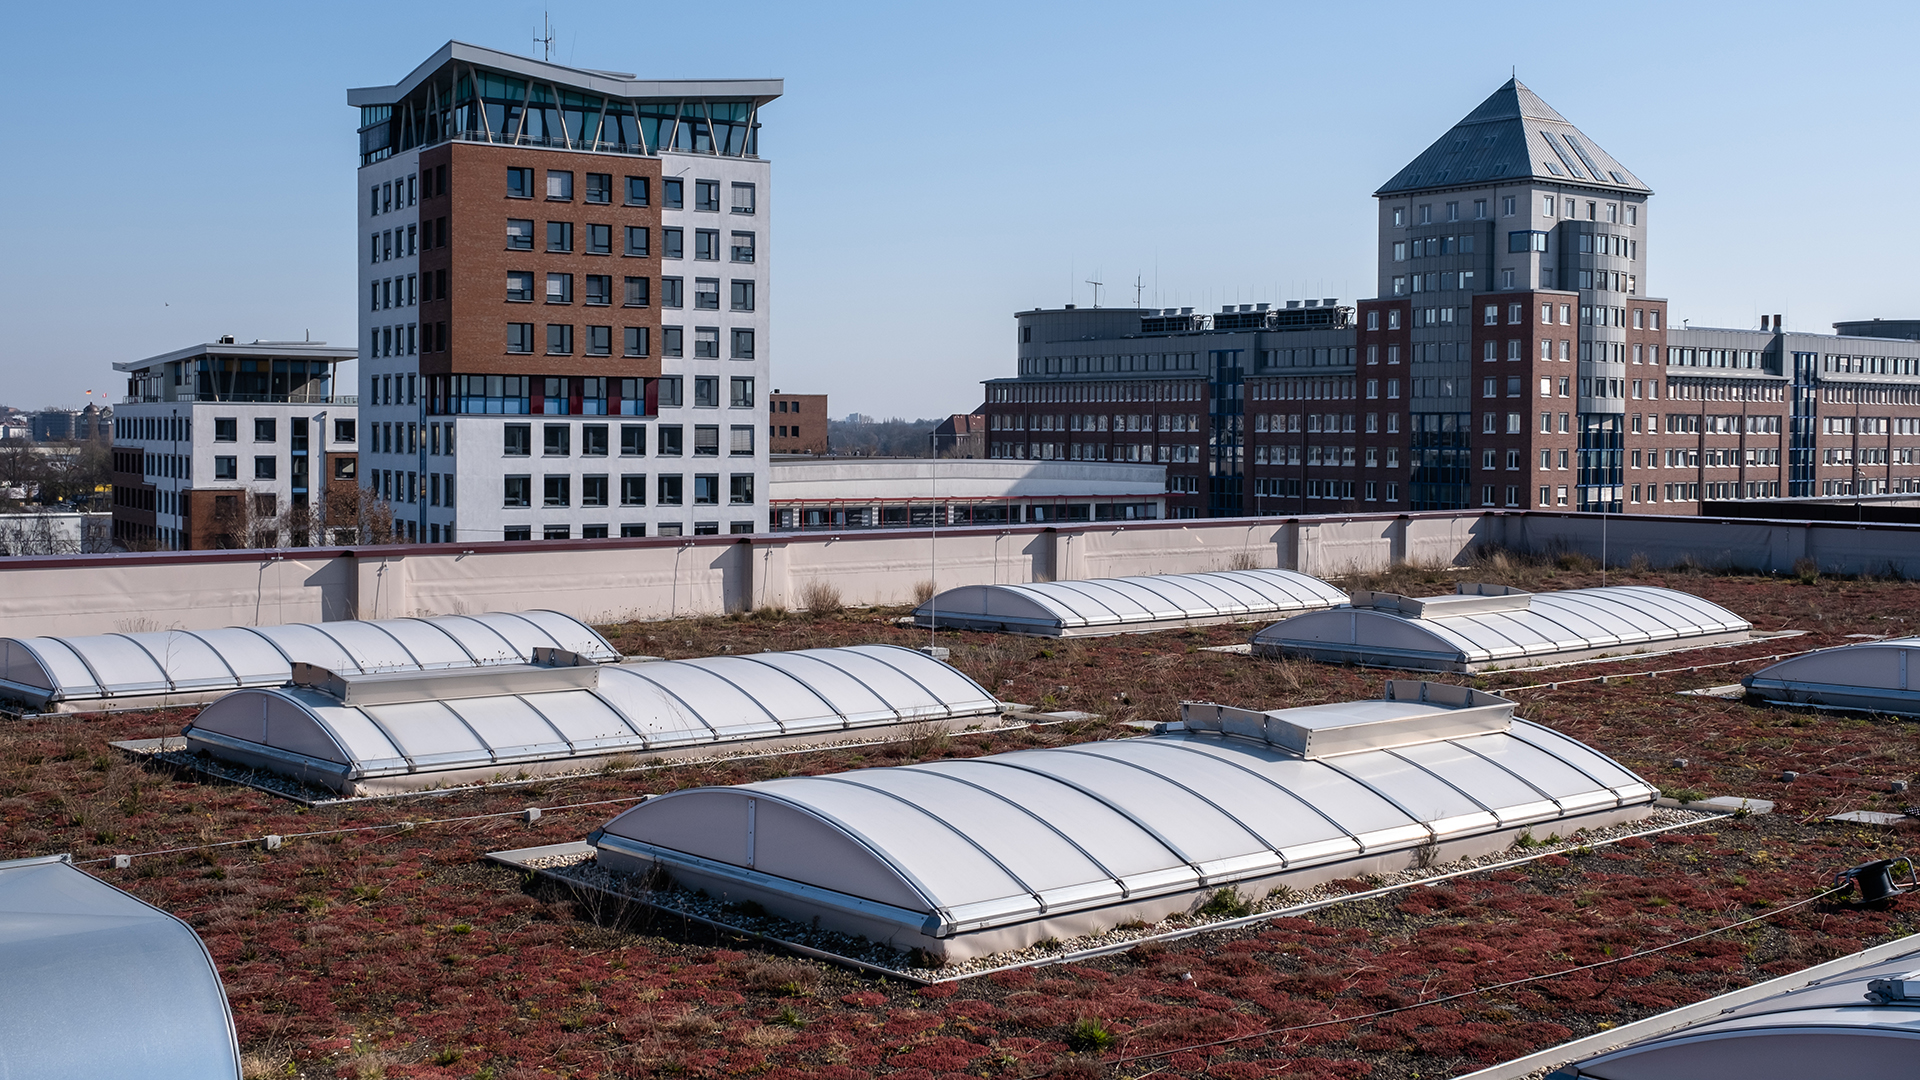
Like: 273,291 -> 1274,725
1743,637 -> 1920,716
592,694 -> 1653,938
1563,940 -> 1920,1079
915,569 -> 1348,636
1251,585 -> 1749,670
183,645 -> 999,787
0,854 -> 241,1079
0,611 -> 619,707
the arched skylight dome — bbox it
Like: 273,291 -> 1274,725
914,569 -> 1347,637
0,611 -> 619,713
184,645 -> 1000,796
1251,584 -> 1749,672
1743,638 -> 1920,716
1545,937 -> 1920,1079
591,681 -> 1655,961
0,854 -> 241,1079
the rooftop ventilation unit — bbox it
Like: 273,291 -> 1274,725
288,660 -> 600,706
1182,681 -> 1513,758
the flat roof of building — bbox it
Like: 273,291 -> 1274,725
115,341 -> 357,374
348,40 -> 783,109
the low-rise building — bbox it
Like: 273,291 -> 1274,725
0,510 -> 112,555
932,411 -> 986,458
110,339 -> 358,550
769,392 -> 828,455
768,458 -> 1165,530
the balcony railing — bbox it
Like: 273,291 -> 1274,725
121,394 -> 358,406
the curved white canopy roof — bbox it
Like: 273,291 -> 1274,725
1559,939 -> 1920,1080
0,611 -> 619,711
1251,584 -> 1750,672
1743,638 -> 1920,716
593,682 -> 1653,945
0,854 -> 240,1079
184,645 -> 1000,794
915,569 -> 1347,637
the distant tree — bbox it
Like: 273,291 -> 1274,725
826,417 -> 946,457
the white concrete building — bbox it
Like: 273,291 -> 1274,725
110,340 -> 358,549
768,459 -> 1167,530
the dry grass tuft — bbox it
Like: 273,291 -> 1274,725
798,579 -> 844,614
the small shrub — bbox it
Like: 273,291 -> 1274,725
772,1005 -> 806,1029
799,579 -> 843,614
1225,549 -> 1262,571
1794,557 -> 1820,583
1065,1015 -> 1115,1052
912,579 -> 937,605
1661,787 -> 1707,804
1556,551 -> 1598,572
1199,887 -> 1254,918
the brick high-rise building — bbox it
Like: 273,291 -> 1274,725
1370,78 -> 1654,512
350,43 -> 781,541
982,79 -> 1920,518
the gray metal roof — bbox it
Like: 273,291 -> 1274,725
0,854 -> 241,1079
1251,584 -> 1749,672
348,41 -> 783,108
592,682 -> 1654,942
184,645 -> 1000,794
1743,638 -> 1920,716
1555,938 -> 1920,1079
1376,79 -> 1649,197
914,569 -> 1347,637
0,611 -> 619,711
114,340 -> 358,373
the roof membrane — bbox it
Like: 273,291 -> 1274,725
591,682 -> 1654,956
1743,638 -> 1920,716
0,854 -> 241,1079
914,569 -> 1347,637
183,645 -> 1001,795
1251,584 -> 1750,672
0,611 -> 619,711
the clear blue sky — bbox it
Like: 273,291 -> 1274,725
4,0 -> 1916,417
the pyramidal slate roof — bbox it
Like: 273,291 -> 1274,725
1377,79 -> 1649,197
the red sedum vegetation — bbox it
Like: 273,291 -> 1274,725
2,564 -> 1919,1078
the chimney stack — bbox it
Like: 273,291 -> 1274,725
1774,313 -> 1784,331
1761,315 -> 1770,331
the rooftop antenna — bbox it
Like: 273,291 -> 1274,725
1085,277 -> 1104,309
1132,274 -> 1144,308
534,12 -> 555,62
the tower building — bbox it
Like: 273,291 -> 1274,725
349,42 -> 781,541
1366,78 -> 1656,511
